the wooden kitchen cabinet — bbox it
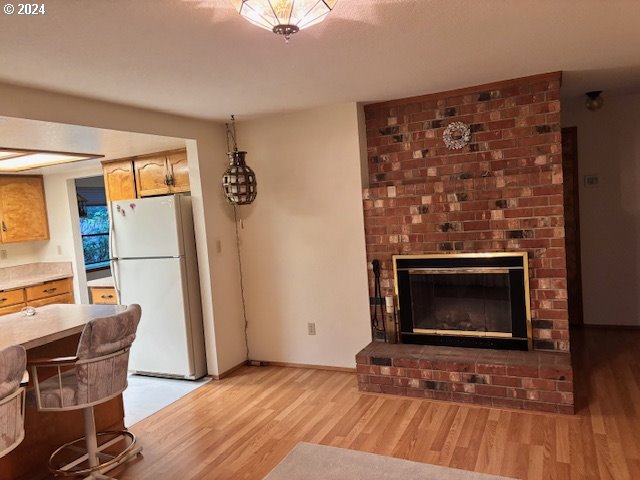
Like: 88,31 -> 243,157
166,150 -> 190,193
103,160 -> 137,202
103,149 -> 189,202
0,303 -> 24,315
134,150 -> 190,197
0,288 -> 25,315
25,278 -> 73,302
29,292 -> 73,308
134,155 -> 171,197
0,277 -> 74,316
0,175 -> 49,243
90,286 -> 117,305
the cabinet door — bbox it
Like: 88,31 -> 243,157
0,175 -> 49,243
103,160 -> 136,202
134,156 -> 170,197
29,293 -> 73,307
167,151 -> 190,193
0,303 -> 25,316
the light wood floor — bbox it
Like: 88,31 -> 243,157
114,328 -> 639,480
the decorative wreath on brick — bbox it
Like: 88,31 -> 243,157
443,121 -> 471,150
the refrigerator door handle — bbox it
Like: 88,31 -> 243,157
109,211 -> 121,301
111,259 -> 121,301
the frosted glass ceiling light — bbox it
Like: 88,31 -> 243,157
0,149 -> 103,172
231,0 -> 338,41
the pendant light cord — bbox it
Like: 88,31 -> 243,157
226,115 -> 238,153
233,205 -> 251,361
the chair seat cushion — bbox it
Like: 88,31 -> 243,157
28,370 -> 78,409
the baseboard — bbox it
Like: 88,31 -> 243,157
254,360 -> 356,373
212,359 -> 357,378
211,360 -> 249,380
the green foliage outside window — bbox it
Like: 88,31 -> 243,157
80,206 -> 110,267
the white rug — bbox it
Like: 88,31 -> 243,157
264,443 -> 515,480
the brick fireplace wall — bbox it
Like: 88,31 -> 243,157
363,72 -> 569,352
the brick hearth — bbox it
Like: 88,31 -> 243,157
358,72 -> 574,413
356,343 -> 573,414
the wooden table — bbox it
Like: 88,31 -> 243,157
0,304 -> 127,480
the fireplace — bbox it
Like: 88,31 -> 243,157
393,253 -> 532,350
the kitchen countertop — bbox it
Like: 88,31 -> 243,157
87,275 -> 114,288
0,262 -> 73,291
0,303 -> 124,350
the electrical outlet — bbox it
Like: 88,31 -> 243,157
307,322 -> 316,336
584,175 -> 599,188
0,249 -> 6,260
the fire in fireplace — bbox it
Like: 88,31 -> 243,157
393,253 -> 532,350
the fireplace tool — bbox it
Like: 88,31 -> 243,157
370,259 -> 387,341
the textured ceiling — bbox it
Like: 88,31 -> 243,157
0,117 -> 184,174
0,0 -> 639,120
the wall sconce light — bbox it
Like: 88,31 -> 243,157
585,91 -> 603,112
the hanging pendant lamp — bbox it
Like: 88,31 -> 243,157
231,0 -> 338,41
222,116 -> 257,205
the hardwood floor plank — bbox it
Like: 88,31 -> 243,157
111,327 -> 640,480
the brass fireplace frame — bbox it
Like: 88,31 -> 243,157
393,252 -> 533,349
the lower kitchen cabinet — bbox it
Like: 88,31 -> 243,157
90,287 -> 117,305
0,277 -> 74,316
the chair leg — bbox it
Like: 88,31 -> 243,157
83,406 -> 100,469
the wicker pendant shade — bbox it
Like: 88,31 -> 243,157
222,151 -> 257,205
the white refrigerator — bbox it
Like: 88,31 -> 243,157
110,194 -> 207,380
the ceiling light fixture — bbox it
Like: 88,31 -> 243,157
0,148 -> 103,172
231,0 -> 338,42
585,91 -> 604,112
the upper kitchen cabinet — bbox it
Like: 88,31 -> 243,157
103,160 -> 137,202
134,150 -> 190,197
0,175 -> 49,243
166,151 -> 190,193
134,154 -> 170,197
102,149 -> 189,202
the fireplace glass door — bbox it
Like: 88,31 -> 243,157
394,253 -> 531,350
408,268 -> 512,337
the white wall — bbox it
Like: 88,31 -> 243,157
563,94 -> 640,326
236,103 -> 372,368
0,82 -> 246,376
1,240 -> 45,268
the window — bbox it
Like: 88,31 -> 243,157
76,180 -> 110,271
79,205 -> 110,269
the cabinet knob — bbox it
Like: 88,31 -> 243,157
1,221 -> 6,232
0,298 -> 6,302
101,294 -> 114,299
43,288 -> 57,294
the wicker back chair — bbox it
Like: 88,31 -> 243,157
29,304 -> 142,478
0,345 -> 26,458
